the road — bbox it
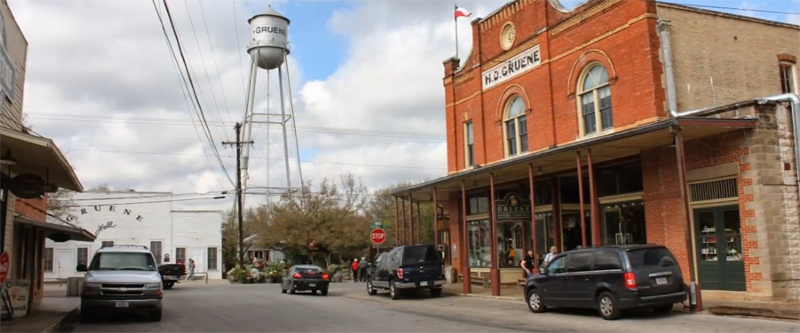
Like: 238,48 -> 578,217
64,282 -> 800,332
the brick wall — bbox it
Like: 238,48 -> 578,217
657,3 -> 800,111
15,195 -> 47,221
445,0 -> 665,173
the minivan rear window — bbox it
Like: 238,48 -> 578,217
401,245 -> 440,265
628,247 -> 676,268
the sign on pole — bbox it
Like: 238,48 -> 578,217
0,252 -> 8,284
370,228 -> 386,245
372,221 -> 382,228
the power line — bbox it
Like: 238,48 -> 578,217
50,191 -> 231,202
25,112 -> 446,140
150,0 -> 232,189
65,195 -> 231,207
674,2 -> 800,16
62,147 -> 447,170
160,0 -> 234,186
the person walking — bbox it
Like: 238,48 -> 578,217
520,249 -> 535,278
358,257 -> 367,282
187,259 -> 195,280
351,258 -> 359,282
543,246 -> 558,267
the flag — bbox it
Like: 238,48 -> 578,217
455,5 -> 471,18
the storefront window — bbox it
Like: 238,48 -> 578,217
467,220 -> 490,268
597,161 -> 643,197
562,210 -> 591,250
498,221 -> 526,268
533,212 -> 555,260
601,201 -> 647,245
467,194 -> 490,215
533,180 -> 553,206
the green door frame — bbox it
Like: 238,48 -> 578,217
694,205 -> 746,292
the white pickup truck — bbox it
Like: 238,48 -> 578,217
76,244 -> 163,322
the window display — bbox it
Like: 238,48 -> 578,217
533,211 -> 555,260
601,201 -> 646,245
467,220 -> 491,268
498,222 -> 526,268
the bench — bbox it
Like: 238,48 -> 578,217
457,274 -> 490,287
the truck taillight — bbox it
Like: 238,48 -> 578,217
322,273 -> 329,280
397,269 -> 403,279
624,272 -> 637,289
293,273 -> 301,278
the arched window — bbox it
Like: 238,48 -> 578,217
503,96 -> 528,156
578,64 -> 613,136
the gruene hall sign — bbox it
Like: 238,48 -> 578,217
64,206 -> 143,236
495,193 -> 531,220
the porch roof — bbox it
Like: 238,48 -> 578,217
391,116 -> 757,202
15,215 -> 96,242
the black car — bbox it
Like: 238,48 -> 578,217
158,263 -> 186,289
367,244 -> 445,300
524,244 -> 688,320
281,265 -> 330,296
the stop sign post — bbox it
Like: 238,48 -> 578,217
370,228 -> 386,245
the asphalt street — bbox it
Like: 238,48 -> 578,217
64,282 -> 800,332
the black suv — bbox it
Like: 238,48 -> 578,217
366,244 -> 445,300
524,244 -> 688,320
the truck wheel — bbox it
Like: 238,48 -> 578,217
390,281 -> 400,300
430,287 -> 442,297
79,307 -> 91,323
320,288 -> 328,296
164,282 -> 175,289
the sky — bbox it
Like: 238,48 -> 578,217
9,0 -> 800,213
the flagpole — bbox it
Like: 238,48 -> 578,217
455,3 -> 459,59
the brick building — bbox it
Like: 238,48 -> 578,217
391,0 -> 799,306
0,0 -> 94,318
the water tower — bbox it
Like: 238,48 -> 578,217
240,5 -> 304,202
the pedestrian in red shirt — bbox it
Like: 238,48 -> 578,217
351,258 -> 359,282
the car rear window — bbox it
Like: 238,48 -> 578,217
627,247 -> 676,268
401,245 -> 440,265
296,266 -> 322,273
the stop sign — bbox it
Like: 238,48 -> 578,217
370,228 -> 386,245
0,251 -> 9,284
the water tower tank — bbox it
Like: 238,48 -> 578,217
247,5 -> 290,70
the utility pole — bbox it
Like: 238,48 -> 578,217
223,122 -> 254,268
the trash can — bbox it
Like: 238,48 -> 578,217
66,277 -> 84,297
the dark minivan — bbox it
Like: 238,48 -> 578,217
524,244 -> 688,320
367,244 -> 445,300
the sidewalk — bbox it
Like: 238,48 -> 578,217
441,282 -> 800,321
1,284 -> 79,333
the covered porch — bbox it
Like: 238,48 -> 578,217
391,116 -> 757,307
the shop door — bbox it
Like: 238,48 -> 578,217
694,206 -> 745,291
57,250 -> 74,279
190,248 -> 206,274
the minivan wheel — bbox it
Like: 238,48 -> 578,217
367,281 -> 377,295
597,291 -> 622,320
390,281 -> 400,300
526,289 -> 546,313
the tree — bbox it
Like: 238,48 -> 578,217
47,188 -> 76,218
367,182 -> 436,246
255,173 -> 372,267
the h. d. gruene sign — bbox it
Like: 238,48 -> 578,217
482,45 -> 541,90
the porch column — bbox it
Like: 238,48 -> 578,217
394,196 -> 399,246
674,127 -> 703,312
577,151 -> 587,247
416,201 -> 422,243
528,163 -> 538,270
489,173 -> 500,296
401,198 -> 408,245
433,187 -> 439,248
408,194 -> 415,245
461,179 -> 471,294
587,148 -> 600,246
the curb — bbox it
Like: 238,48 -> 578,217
441,291 -> 524,302
43,307 -> 80,333
709,306 -> 800,321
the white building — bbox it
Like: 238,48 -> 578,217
44,191 -> 224,280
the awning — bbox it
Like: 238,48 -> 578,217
14,215 -> 96,242
392,116 -> 758,202
0,129 -> 83,191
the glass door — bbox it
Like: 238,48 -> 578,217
695,206 -> 745,291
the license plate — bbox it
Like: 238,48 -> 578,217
165,276 -> 176,280
115,302 -> 129,308
308,283 -> 315,287
656,277 -> 667,285
420,281 -> 429,286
